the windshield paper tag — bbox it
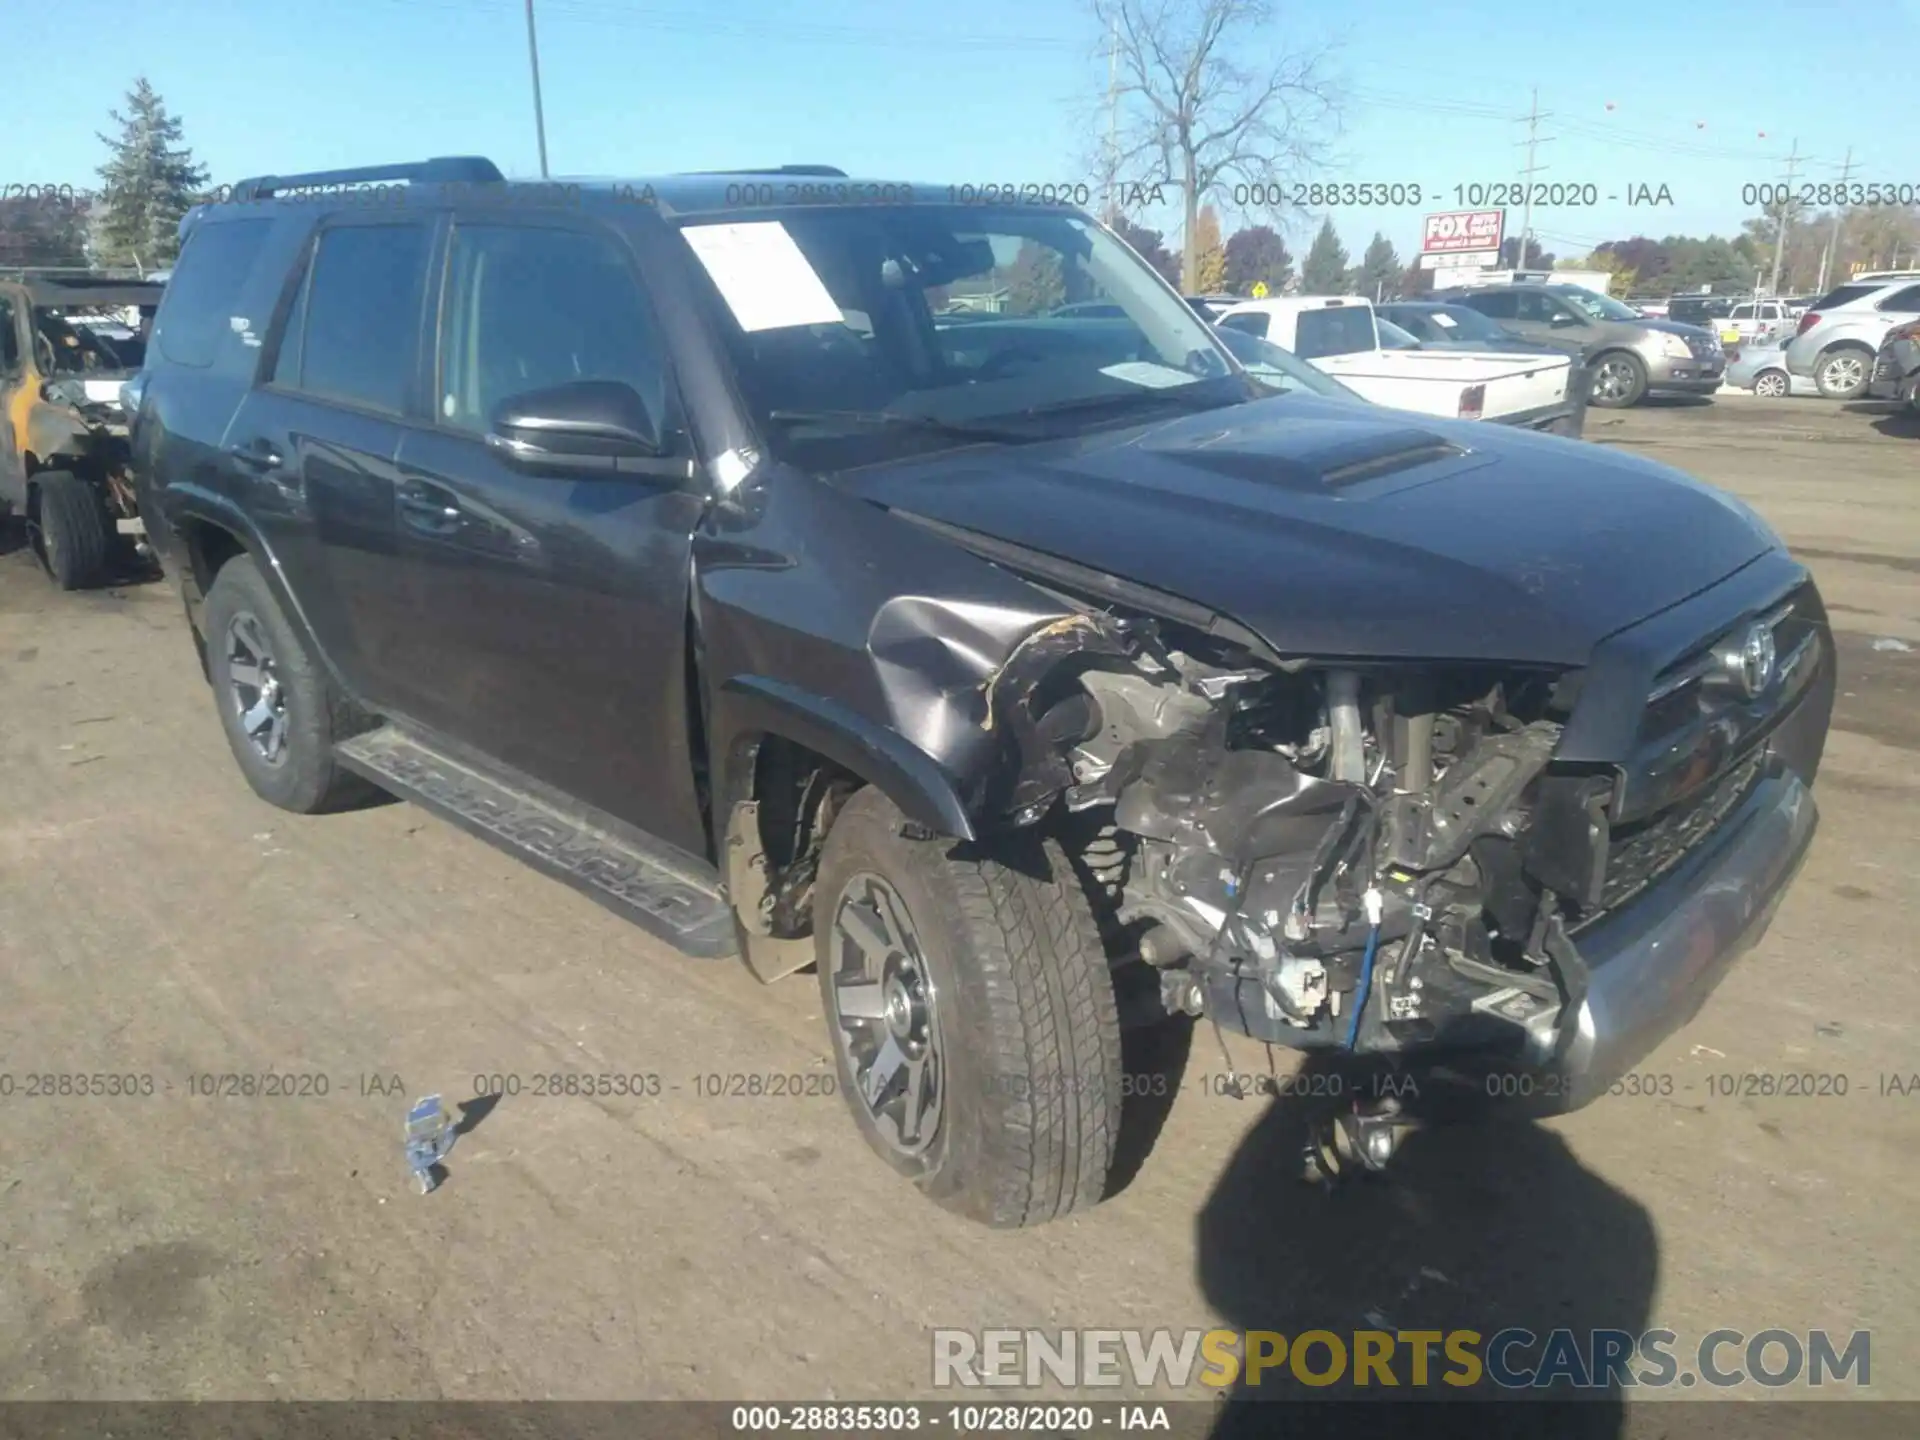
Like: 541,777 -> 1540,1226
682,222 -> 844,333
1098,361 -> 1194,389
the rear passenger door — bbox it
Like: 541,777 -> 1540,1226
383,212 -> 710,852
222,214 -> 438,708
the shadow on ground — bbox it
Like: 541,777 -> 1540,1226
1196,1052 -> 1657,1438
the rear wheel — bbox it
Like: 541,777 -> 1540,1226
1815,346 -> 1872,400
32,471 -> 111,590
1752,369 -> 1790,398
814,787 -> 1121,1227
203,554 -> 372,813
1588,351 -> 1648,408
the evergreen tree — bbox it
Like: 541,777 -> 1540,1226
1355,232 -> 1402,300
1300,219 -> 1350,293
95,78 -> 208,270
1191,207 -> 1228,293
1222,225 -> 1292,295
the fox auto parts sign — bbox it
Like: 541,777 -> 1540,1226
1422,209 -> 1505,255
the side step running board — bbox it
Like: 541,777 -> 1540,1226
336,727 -> 738,959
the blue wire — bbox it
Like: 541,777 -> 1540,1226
1346,925 -> 1381,1050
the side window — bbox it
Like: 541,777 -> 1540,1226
438,223 -> 668,435
153,219 -> 275,369
296,223 -> 431,414
1466,291 -> 1517,320
1729,303 -> 1753,320
1218,311 -> 1269,339
270,259 -> 310,388
0,298 -> 17,372
1516,291 -> 1573,324
1293,307 -> 1376,359
1877,285 -> 1920,313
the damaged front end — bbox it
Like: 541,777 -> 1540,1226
962,569 -> 1822,1132
1049,639 -> 1584,1061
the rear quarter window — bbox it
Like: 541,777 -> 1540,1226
1809,284 -> 1878,312
1875,285 -> 1920,313
1218,311 -> 1269,339
1293,306 -> 1375,359
152,219 -> 275,369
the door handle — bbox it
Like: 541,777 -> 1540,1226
397,483 -> 463,532
222,439 -> 283,470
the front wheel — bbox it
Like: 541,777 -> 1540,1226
1815,346 -> 1872,400
1588,351 -> 1648,408
814,788 -> 1121,1227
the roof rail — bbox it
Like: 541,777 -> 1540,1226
691,165 -> 848,178
229,156 -> 505,202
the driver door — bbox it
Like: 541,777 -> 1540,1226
1511,290 -> 1589,352
382,211 -> 711,853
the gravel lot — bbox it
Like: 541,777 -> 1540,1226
1,393 -> 1915,1414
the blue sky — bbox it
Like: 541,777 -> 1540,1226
19,0 -> 1915,266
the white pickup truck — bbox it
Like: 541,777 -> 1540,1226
1216,296 -> 1583,435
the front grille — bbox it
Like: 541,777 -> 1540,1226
1598,747 -> 1765,913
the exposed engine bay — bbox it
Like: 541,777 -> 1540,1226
1034,617 -> 1600,1058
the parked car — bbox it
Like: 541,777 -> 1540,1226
1181,293 -> 1242,322
1725,343 -> 1819,398
1868,319 -> 1920,407
1720,300 -> 1796,348
1439,283 -> 1724,408
1377,301 -> 1571,357
1783,278 -> 1920,399
1216,295 -> 1580,432
1665,295 -> 1737,328
0,272 -> 167,587
135,157 -> 1832,1224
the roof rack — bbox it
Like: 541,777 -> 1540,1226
690,165 -> 848,178
229,156 -> 505,202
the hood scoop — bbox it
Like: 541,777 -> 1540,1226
1150,419 -> 1468,495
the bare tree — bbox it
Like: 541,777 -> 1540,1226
1092,0 -> 1340,289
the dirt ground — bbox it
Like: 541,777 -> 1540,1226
1,392 -> 1916,1411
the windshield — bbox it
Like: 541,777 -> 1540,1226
1211,325 -> 1361,400
1558,287 -> 1641,322
674,205 -> 1247,467
1376,317 -> 1421,350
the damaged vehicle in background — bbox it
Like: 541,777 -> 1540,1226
0,273 -> 166,588
135,160 -> 1833,1227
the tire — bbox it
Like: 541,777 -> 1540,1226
1753,370 -> 1790,399
813,787 -> 1121,1228
33,471 -> 111,590
1815,346 -> 1872,400
1588,350 -> 1648,408
202,554 -> 372,814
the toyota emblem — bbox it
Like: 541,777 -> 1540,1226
1723,621 -> 1777,698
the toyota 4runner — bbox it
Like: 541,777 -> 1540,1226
134,158 -> 1832,1227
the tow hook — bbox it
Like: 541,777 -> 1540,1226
1303,1098 -> 1416,1185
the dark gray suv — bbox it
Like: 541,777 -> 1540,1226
1440,283 -> 1724,407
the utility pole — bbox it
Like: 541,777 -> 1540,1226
1817,145 -> 1854,296
525,0 -> 551,178
1513,87 -> 1554,274
1767,138 -> 1801,298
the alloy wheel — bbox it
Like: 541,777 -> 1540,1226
826,873 -> 944,1157
1754,372 -> 1789,398
225,612 -> 290,763
1821,354 -> 1866,394
1593,358 -> 1636,403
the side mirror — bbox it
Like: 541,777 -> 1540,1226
486,379 -> 671,475
1550,313 -> 1580,328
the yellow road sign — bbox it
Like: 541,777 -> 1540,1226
1251,281 -> 1269,298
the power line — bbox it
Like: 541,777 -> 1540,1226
1817,146 -> 1853,295
1767,140 -> 1800,297
1513,86 -> 1553,267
